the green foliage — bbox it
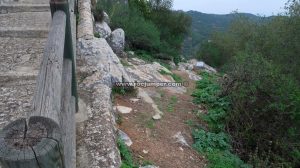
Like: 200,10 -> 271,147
94,0 -> 191,63
222,52 -> 300,167
134,50 -> 155,62
158,61 -> 172,70
183,11 -> 260,58
192,2 -> 300,167
196,42 -> 223,67
191,72 -> 249,167
112,86 -> 136,96
193,129 -> 250,168
118,139 -> 137,168
193,129 -> 231,152
170,74 -> 182,83
94,32 -> 101,38
145,119 -> 155,129
167,96 -> 177,112
158,70 -> 182,83
200,7 -> 300,82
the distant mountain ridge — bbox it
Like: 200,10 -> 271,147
182,10 -> 262,58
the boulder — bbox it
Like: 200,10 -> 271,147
130,98 -> 140,103
186,70 -> 202,81
95,22 -> 111,39
116,106 -> 132,114
195,61 -> 217,73
118,130 -> 133,147
103,11 -> 110,24
77,38 -> 132,87
108,28 -> 125,55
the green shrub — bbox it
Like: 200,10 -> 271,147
94,32 -> 101,38
193,129 -> 231,153
223,52 -> 300,167
118,139 -> 137,168
192,72 -> 249,167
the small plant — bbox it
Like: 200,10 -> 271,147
118,139 -> 137,168
191,72 -> 250,168
112,86 -> 136,96
159,61 -> 172,70
94,32 -> 101,38
171,73 -> 183,83
145,119 -> 155,129
167,96 -> 177,113
159,70 -> 183,83
135,50 -> 155,62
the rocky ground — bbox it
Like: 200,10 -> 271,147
114,58 -> 211,168
0,0 -> 50,130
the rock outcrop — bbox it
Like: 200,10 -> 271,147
95,21 -> 111,39
103,11 -> 110,24
77,0 -> 94,40
125,58 -> 173,83
125,58 -> 186,94
77,38 -> 131,87
76,0 -> 127,167
108,28 -> 125,55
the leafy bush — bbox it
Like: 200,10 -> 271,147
93,0 -> 191,64
196,42 -> 223,68
193,129 -> 231,153
223,52 -> 300,167
192,72 -> 249,167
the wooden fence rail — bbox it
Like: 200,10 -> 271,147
0,0 -> 77,167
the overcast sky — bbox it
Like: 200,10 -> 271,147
173,0 -> 287,16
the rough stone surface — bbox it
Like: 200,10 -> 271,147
77,0 -> 94,39
125,58 -> 173,83
125,58 -> 187,94
0,77 -> 36,130
139,165 -> 159,168
103,11 -> 110,24
0,37 -> 46,73
0,0 -> 49,4
76,0 -> 125,166
108,28 -> 125,55
178,60 -> 217,73
76,83 -> 121,168
118,130 -> 133,147
77,37 -> 132,87
95,21 -> 111,39
116,106 -> 132,114
0,12 -> 51,37
186,70 -> 202,81
0,0 -> 50,133
130,98 -> 140,103
137,88 -> 163,120
173,131 -> 190,147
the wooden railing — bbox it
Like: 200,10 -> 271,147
0,0 -> 78,167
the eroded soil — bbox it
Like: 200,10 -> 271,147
115,71 -> 207,168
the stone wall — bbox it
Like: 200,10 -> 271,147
75,0 -> 127,167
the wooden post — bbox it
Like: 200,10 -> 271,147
0,10 -> 68,168
50,0 -> 79,112
0,117 -> 64,168
31,10 -> 66,124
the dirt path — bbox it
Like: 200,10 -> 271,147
115,71 -> 207,168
